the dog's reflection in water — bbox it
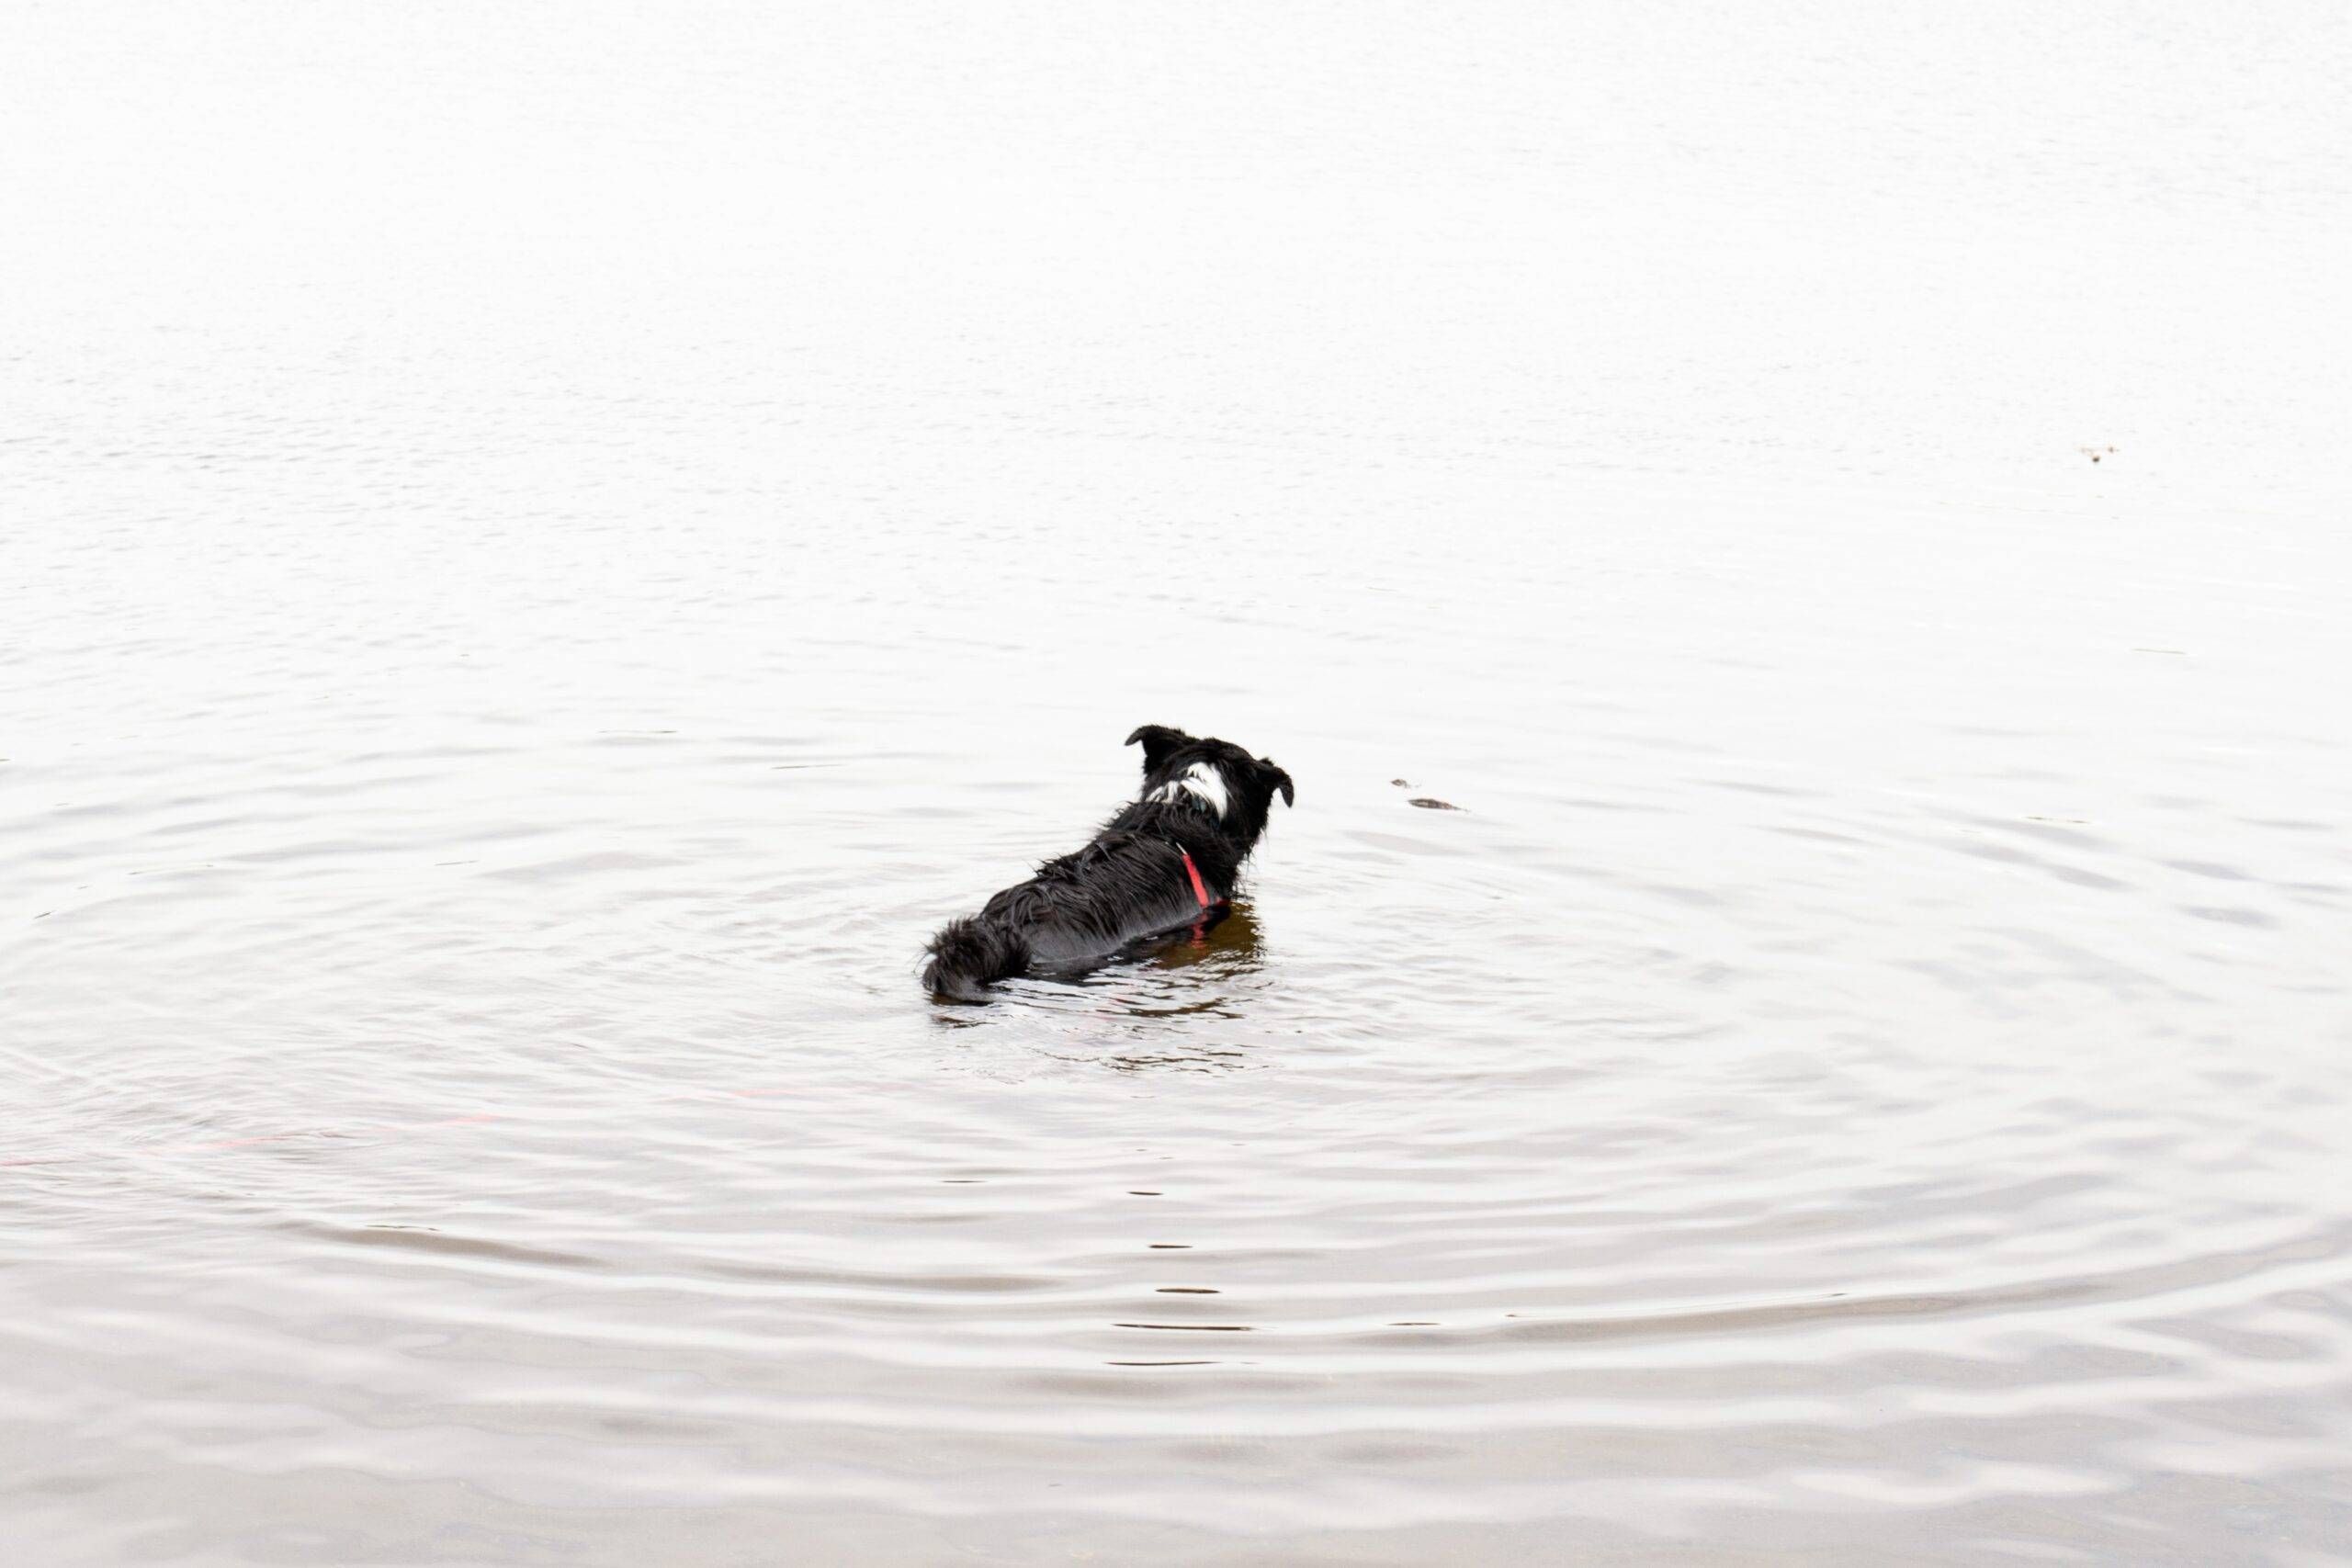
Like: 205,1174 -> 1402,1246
1043,900 -> 1264,1010
932,904 -> 1267,1040
1091,901 -> 1263,991
1072,905 -> 1268,1070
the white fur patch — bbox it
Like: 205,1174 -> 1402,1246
1149,761 -> 1229,819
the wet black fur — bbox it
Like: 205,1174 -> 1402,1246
923,726 -> 1295,1002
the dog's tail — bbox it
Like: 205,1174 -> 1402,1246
923,916 -> 1031,1002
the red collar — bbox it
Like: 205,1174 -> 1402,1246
1176,844 -> 1216,909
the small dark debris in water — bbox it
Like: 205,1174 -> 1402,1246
1408,797 -> 1464,811
1156,1286 -> 1220,1294
1391,778 -> 1413,787
2079,444 -> 2119,464
1148,1243 -> 1191,1249
1127,1190 -> 1161,1196
1389,1320 -> 1439,1326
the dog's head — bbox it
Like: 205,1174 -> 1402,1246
1125,724 -> 1295,846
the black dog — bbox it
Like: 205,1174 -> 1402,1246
923,726 -> 1295,1001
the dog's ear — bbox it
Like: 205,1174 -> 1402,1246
1258,758 -> 1295,808
1125,724 -> 1190,773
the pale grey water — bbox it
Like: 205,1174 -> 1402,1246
6,3 -> 2352,1563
